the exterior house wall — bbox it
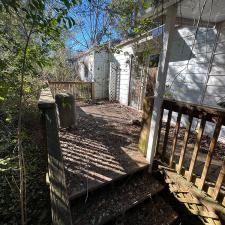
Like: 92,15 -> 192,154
165,25 -> 225,141
113,25 -> 225,108
166,26 -> 218,104
77,52 -> 94,82
93,50 -> 110,99
112,45 -> 133,105
113,25 -> 225,141
205,22 -> 225,106
76,49 -> 109,99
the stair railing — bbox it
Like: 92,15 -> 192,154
155,99 -> 225,204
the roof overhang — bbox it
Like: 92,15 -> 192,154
141,0 -> 225,24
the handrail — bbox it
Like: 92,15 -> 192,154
156,98 -> 225,205
48,81 -> 95,100
163,98 -> 225,125
38,88 -> 72,225
49,81 -> 93,84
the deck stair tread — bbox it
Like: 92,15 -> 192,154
69,164 -> 149,200
105,195 -> 178,225
70,168 -> 166,225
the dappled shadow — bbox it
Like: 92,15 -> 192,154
59,102 -> 148,197
157,122 -> 225,206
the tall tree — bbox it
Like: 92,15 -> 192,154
0,1 -> 78,224
107,0 -> 155,39
68,0 -> 112,51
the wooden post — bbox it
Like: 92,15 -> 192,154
169,111 -> 182,167
146,5 -> 177,171
138,67 -> 157,155
38,88 -> 72,225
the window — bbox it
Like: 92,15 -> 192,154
84,64 -> 89,78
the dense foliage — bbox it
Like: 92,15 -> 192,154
0,1 -> 79,224
107,0 -> 155,38
0,0 -> 160,224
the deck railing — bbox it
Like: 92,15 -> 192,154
49,81 -> 95,100
38,88 -> 72,225
156,99 -> 225,205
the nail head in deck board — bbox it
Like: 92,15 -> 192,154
177,113 -> 193,174
187,116 -> 206,182
198,118 -> 222,191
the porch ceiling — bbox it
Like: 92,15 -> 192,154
142,0 -> 225,24
179,0 -> 225,23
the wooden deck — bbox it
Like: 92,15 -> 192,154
154,99 -> 225,225
60,102 -> 149,198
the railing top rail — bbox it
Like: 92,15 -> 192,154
49,81 -> 93,84
38,87 -> 72,225
163,98 -> 225,125
38,88 -> 55,109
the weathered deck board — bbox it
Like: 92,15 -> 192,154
60,102 -> 149,198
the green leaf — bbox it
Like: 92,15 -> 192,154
62,0 -> 71,9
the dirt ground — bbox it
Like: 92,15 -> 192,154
60,101 -> 148,197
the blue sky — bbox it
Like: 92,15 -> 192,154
65,0 -> 116,53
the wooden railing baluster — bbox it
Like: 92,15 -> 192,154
213,160 -> 225,200
177,115 -> 193,174
157,98 -> 225,212
48,81 -> 93,100
155,108 -> 164,157
198,118 -> 222,190
169,111 -> 182,167
161,109 -> 172,160
177,113 -> 193,174
187,116 -> 206,182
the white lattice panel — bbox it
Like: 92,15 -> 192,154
109,62 -> 118,101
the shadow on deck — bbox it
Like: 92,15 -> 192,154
59,102 -> 148,198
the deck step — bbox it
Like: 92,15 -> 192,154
69,164 -> 149,201
70,168 -> 165,225
105,195 -> 178,225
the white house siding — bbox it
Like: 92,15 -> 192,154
166,26 -> 217,104
76,49 -> 109,99
166,25 -> 225,141
77,52 -> 94,82
206,22 -> 225,141
93,50 -> 110,99
113,45 -> 133,105
204,22 -> 225,106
